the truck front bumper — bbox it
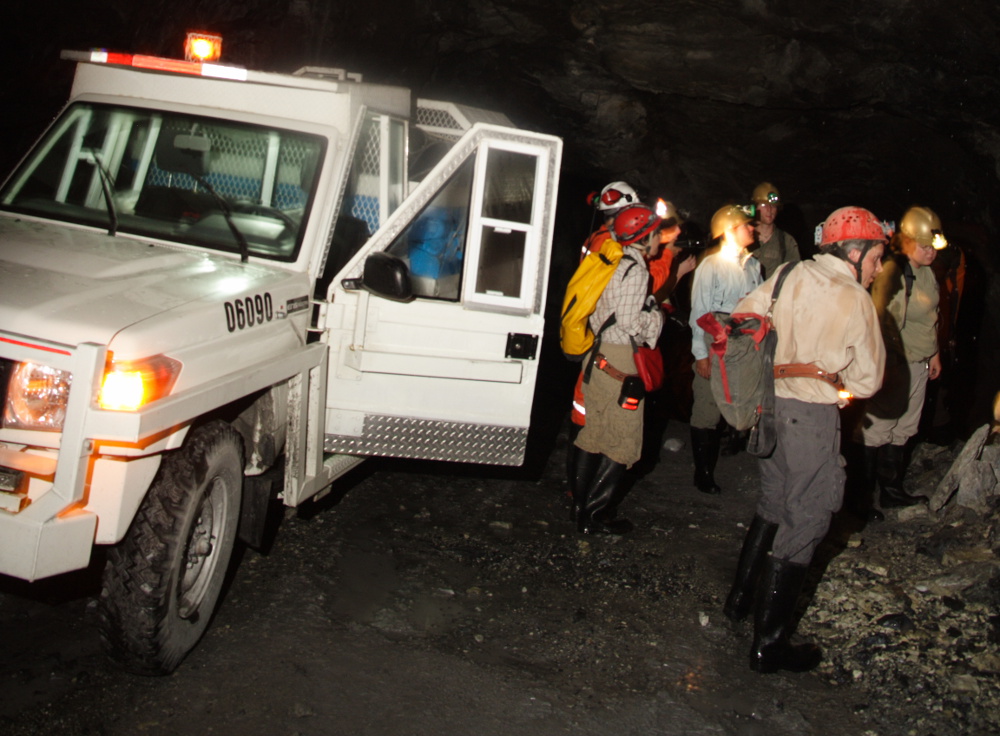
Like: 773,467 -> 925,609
0,491 -> 97,581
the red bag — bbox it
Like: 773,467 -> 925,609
633,345 -> 664,392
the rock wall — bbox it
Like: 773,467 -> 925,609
3,0 -> 999,426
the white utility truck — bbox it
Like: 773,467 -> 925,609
0,34 -> 562,674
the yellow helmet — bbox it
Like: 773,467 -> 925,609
710,205 -> 751,240
655,199 -> 684,228
751,182 -> 780,206
900,206 -> 948,249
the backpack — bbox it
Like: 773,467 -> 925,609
695,262 -> 798,434
560,237 -> 638,361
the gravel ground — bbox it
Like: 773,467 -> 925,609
1,412 -> 996,735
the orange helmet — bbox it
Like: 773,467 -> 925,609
815,206 -> 893,283
816,206 -> 893,247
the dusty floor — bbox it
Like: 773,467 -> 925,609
5,407 -> 992,736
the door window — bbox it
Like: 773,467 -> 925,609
464,145 -> 542,313
386,158 -> 473,300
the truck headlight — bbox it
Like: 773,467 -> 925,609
3,362 -> 73,431
98,355 -> 182,411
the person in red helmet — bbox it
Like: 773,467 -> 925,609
568,182 -> 642,457
722,206 -> 886,674
571,203 -> 664,535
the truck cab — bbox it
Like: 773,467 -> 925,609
0,36 -> 561,674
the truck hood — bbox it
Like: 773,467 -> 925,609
0,217 -> 294,347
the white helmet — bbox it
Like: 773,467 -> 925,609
594,181 -> 639,212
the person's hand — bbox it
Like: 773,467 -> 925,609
677,255 -> 696,280
695,357 -> 711,379
928,352 -> 942,380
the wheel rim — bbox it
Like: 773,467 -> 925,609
178,475 -> 229,619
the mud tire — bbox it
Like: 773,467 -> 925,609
97,421 -> 244,675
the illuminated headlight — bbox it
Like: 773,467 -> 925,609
98,355 -> 182,411
4,362 -> 73,431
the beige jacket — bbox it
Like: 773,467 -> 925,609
734,253 -> 885,406
871,258 -> 939,363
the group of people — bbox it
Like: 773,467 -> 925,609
566,179 -> 951,674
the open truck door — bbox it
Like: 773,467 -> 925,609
321,121 -> 562,466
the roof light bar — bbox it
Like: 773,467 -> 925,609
61,48 -> 247,82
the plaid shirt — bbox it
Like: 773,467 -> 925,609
589,246 -> 663,348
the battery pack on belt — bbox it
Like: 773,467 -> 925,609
593,353 -> 644,410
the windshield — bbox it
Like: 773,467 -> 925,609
0,102 -> 324,261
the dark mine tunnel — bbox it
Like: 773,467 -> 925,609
1,2 -> 999,735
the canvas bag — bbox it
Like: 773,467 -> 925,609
695,262 -> 798,453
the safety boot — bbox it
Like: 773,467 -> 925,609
568,445 -> 600,524
578,454 -> 632,535
749,557 -> 822,674
877,444 -> 927,509
723,515 -> 779,622
691,426 -> 722,494
845,443 -> 884,521
720,426 -> 748,457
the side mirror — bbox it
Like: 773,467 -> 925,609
343,252 -> 413,302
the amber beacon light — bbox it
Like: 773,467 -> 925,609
185,32 -> 223,62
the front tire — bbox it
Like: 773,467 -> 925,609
97,421 -> 244,675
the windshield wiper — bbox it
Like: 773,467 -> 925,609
189,175 -> 251,263
85,150 -> 119,236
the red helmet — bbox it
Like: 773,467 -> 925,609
816,206 -> 893,247
612,204 -> 661,247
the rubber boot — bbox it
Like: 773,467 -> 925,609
843,441 -> 882,522
691,426 -> 722,494
862,445 -> 885,521
877,444 -> 927,509
723,515 -> 779,622
569,445 -> 601,524
578,455 -> 632,535
720,425 -> 748,457
749,557 -> 822,674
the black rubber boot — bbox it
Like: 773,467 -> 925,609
578,455 -> 632,535
569,445 -> 601,524
844,441 -> 883,522
720,426 -> 748,457
861,445 -> 885,521
877,444 -> 927,509
749,557 -> 822,674
723,515 -> 779,622
691,426 -> 722,494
